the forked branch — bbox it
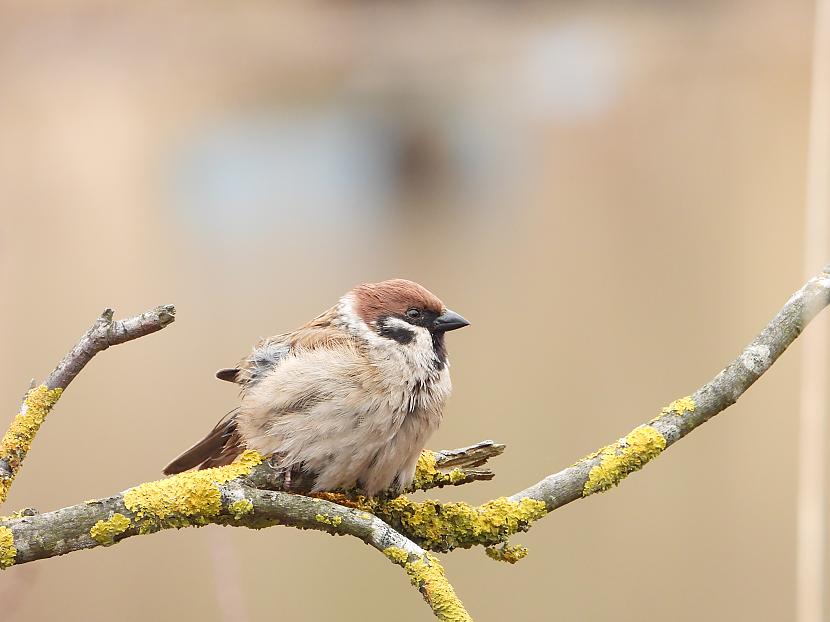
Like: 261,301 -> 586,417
0,305 -> 175,506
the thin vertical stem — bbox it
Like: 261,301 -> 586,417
797,2 -> 830,621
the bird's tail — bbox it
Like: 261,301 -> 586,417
162,409 -> 244,475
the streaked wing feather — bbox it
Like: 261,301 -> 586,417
163,409 -> 241,474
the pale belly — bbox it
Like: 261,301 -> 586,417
241,402 -> 441,496
235,345 -> 451,495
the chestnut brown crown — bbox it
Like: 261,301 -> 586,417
353,279 -> 442,322
351,279 -> 469,335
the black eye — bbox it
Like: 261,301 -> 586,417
406,308 -> 421,319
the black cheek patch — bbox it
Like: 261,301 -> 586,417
378,322 -> 416,345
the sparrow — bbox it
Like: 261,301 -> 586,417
163,279 -> 469,496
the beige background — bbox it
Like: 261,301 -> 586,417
0,1 -> 825,620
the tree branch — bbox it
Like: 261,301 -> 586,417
507,268 -> 830,511
0,452 -> 472,621
0,440 -> 504,565
243,440 -> 504,494
0,305 -> 176,506
2,269 -> 829,620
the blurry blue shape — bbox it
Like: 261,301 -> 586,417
449,107 -> 527,208
168,106 -> 395,243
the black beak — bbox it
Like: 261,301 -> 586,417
433,309 -> 470,332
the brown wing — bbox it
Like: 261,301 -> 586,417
162,409 -> 243,474
214,305 -> 346,387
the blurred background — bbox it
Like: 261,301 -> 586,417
0,1 -> 825,620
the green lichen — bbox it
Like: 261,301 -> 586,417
229,499 -> 254,520
372,496 -> 547,552
123,450 -> 263,533
660,396 -> 696,417
315,513 -> 343,527
485,543 -> 529,564
582,425 -> 667,496
384,547 -> 472,622
90,513 -> 131,546
0,385 -> 63,503
0,526 -> 15,569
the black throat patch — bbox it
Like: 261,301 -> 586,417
432,331 -> 447,369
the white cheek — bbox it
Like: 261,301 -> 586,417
402,323 -> 438,366
411,326 -> 434,351
337,295 -> 385,346
382,317 -> 410,329
337,303 -> 441,379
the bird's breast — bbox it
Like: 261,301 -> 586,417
235,343 -> 451,495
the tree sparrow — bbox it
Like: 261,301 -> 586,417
163,279 -> 469,496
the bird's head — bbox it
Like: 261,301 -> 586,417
341,279 -> 469,366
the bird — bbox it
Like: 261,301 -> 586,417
163,279 -> 469,496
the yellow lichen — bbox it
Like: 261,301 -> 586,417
485,543 -> 529,564
582,425 -> 667,496
1,386 -> 63,455
123,450 -> 263,533
0,526 -> 16,569
448,469 -> 466,484
384,547 -> 471,622
660,396 -> 696,417
229,499 -> 254,520
372,496 -> 547,552
314,513 -> 343,527
383,545 -> 410,565
0,385 -> 63,503
412,451 -> 470,490
413,451 -> 441,489
90,513 -> 131,546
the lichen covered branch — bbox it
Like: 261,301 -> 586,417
0,452 -> 472,621
0,440 -> 508,566
508,269 -> 830,512
242,440 -> 503,495
0,305 -> 176,506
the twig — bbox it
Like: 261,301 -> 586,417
433,440 -> 505,469
0,306 -> 176,506
45,305 -> 176,390
798,1 -> 830,619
